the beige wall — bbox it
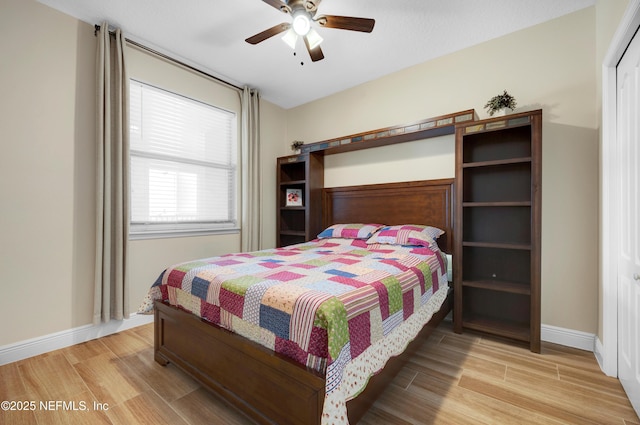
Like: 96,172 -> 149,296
0,0 -> 287,346
1,0 -> 96,345
259,100 -> 289,249
286,8 -> 601,334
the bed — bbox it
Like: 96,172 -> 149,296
149,178 -> 454,425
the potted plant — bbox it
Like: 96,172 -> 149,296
484,90 -> 517,116
290,140 -> 304,153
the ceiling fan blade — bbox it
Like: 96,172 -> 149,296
245,23 -> 291,45
315,15 -> 375,32
261,0 -> 291,14
304,35 -> 324,62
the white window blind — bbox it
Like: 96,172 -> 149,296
129,80 -> 237,237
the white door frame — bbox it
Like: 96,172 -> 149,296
600,0 -> 640,378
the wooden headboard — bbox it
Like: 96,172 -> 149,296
322,179 -> 455,253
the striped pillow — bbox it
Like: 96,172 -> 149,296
317,223 -> 384,240
366,224 -> 444,247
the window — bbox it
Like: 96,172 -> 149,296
129,80 -> 238,237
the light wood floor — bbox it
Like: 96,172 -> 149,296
1,321 -> 638,425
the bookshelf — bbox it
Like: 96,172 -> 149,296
276,153 -> 324,247
453,110 -> 542,352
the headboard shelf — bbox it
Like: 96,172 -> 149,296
300,110 -> 476,156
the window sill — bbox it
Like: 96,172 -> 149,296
129,227 -> 240,241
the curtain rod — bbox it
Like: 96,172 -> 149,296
94,25 -> 243,92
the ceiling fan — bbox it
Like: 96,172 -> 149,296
245,0 -> 375,62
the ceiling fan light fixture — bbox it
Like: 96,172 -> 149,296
281,28 -> 298,49
306,28 -> 323,50
292,11 -> 311,36
245,0 -> 375,63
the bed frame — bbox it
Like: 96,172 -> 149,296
154,178 -> 454,425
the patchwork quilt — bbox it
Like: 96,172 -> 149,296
142,237 -> 449,424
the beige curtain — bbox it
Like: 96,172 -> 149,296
241,87 -> 262,252
94,22 -> 130,324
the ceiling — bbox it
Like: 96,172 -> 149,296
38,0 -> 595,109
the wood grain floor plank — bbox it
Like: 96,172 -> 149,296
18,352 -> 87,401
411,342 -> 507,381
459,372 -> 623,425
409,370 -> 564,425
558,362 -> 632,396
506,366 -> 639,422
405,351 -> 463,383
439,333 -> 560,379
99,328 -> 150,358
0,408 -> 38,425
359,384 -> 479,425
388,367 -> 418,390
131,320 -> 154,345
106,391 -> 189,425
118,347 -> 199,403
357,406 -> 415,425
479,334 -> 602,373
0,362 -> 28,401
73,353 -> 149,407
61,338 -> 110,365
170,387 -> 255,425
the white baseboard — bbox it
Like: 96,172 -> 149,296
594,336 -> 605,370
541,324 -> 596,352
593,336 -> 618,377
0,313 -> 154,366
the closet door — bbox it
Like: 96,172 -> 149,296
617,28 -> 640,415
